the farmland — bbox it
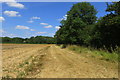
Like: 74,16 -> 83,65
1,44 -> 118,78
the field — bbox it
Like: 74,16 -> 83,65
1,44 -> 118,78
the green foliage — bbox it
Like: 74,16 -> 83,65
55,2 -> 120,52
12,37 -> 24,43
92,2 -> 120,50
106,2 -> 120,15
67,2 -> 97,25
1,37 -> 12,43
55,2 -> 97,45
68,45 -> 118,62
94,15 -> 120,49
1,36 -> 56,44
60,44 -> 68,48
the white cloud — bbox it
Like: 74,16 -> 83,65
36,32 -> 47,34
15,25 -> 36,31
0,0 -> 15,2
4,11 -> 21,17
44,25 -> 53,28
0,29 -> 6,33
55,26 -> 60,29
1,0 -> 25,9
48,33 -> 55,36
40,23 -> 48,25
64,15 -> 67,19
6,2 -> 25,9
8,34 -> 16,37
27,20 -> 34,23
30,29 -> 35,31
27,16 -> 40,23
2,33 -> 17,38
31,17 -> 40,20
0,17 -> 5,22
40,22 -> 53,28
16,25 -> 29,30
58,15 -> 67,21
0,29 -> 5,36
0,0 -> 16,2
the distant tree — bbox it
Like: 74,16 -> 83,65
2,37 -> 12,43
1,36 -> 56,44
12,37 -> 24,43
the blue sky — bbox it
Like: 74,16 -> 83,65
1,2 -> 109,38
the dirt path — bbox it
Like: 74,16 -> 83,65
2,44 -> 118,78
28,45 -> 118,78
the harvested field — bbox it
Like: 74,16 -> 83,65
1,44 -> 118,78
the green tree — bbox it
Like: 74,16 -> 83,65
2,37 -> 12,43
12,37 -> 24,43
55,2 -> 97,45
92,1 -> 120,51
67,2 -> 97,25
106,2 -> 120,15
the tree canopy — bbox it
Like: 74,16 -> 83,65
1,36 -> 56,44
55,2 -> 120,51
55,2 -> 97,45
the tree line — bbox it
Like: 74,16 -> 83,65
55,2 -> 120,52
0,36 -> 56,44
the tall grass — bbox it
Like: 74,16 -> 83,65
67,45 -> 119,62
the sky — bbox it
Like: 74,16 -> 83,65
0,2 -> 110,38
